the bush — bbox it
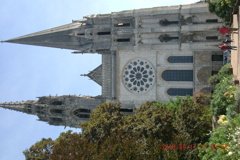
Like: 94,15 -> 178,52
198,116 -> 240,160
209,64 -> 235,117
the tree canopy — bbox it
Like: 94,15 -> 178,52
208,0 -> 237,24
24,97 -> 212,160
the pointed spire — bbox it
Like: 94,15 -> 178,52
0,100 -> 36,114
3,21 -> 93,51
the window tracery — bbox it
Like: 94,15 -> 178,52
73,108 -> 91,118
122,59 -> 155,93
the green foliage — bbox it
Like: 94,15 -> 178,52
198,116 -> 240,160
211,77 -> 236,116
209,64 -> 236,117
208,64 -> 232,85
200,63 -> 240,160
51,131 -> 91,160
80,102 -> 123,142
208,0 -> 237,24
23,138 -> 54,160
24,98 -> 212,160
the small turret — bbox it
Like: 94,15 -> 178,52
81,65 -> 102,86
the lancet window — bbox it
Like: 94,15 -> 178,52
167,88 -> 193,96
162,70 -> 193,81
73,108 -> 91,118
168,56 -> 193,63
159,34 -> 178,42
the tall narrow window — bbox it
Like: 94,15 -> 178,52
162,70 -> 193,81
159,19 -> 178,26
115,23 -> 130,27
50,109 -> 63,114
51,101 -> 63,105
97,32 -> 111,35
120,108 -> 133,112
117,38 -> 130,42
212,55 -> 223,61
73,109 -> 91,118
159,34 -> 178,42
206,19 -> 218,23
168,88 -> 193,96
168,56 -> 193,63
206,36 -> 218,40
79,108 -> 91,113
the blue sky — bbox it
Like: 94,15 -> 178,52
0,0 -> 199,159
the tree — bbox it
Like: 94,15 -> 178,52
24,97 -> 212,160
51,131 -> 91,160
23,138 -> 54,160
208,0 -> 237,24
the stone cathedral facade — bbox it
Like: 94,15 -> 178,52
0,2 -> 224,128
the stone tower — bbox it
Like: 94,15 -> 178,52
0,2 -> 224,127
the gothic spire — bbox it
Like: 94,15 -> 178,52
0,100 -> 36,114
3,21 -> 93,51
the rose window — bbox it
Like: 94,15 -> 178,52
123,59 -> 155,93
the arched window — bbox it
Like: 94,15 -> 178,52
162,70 -> 193,81
50,109 -> 63,114
159,34 -> 178,42
117,38 -> 130,42
168,56 -> 193,63
51,101 -> 63,105
97,31 -> 111,35
73,108 -> 91,118
167,88 -> 193,96
159,19 -> 178,26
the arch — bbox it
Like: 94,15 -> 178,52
162,70 -> 193,81
168,56 -> 193,63
50,109 -> 63,114
97,31 -> 111,35
197,67 -> 212,84
73,108 -> 91,119
51,101 -> 63,105
159,34 -> 178,42
167,88 -> 193,96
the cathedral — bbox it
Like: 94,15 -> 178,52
0,2 -> 224,128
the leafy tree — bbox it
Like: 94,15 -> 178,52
51,131 -> 91,160
208,0 -> 237,24
24,97 -> 212,160
23,138 -> 54,160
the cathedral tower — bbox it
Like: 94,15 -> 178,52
1,2 -> 223,127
